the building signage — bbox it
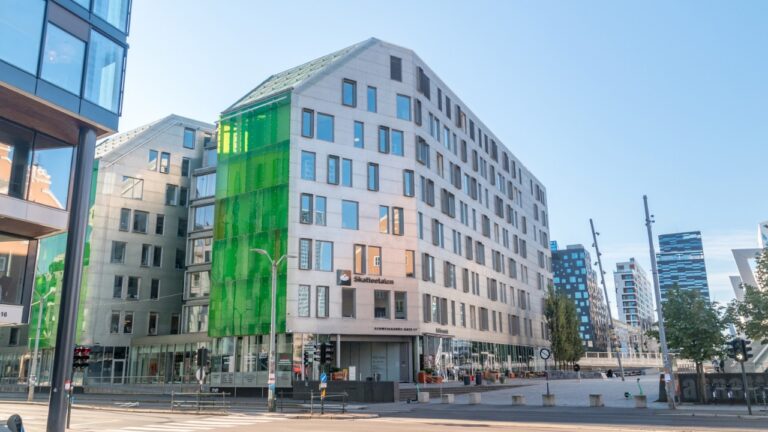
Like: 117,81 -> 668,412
337,270 -> 352,286
373,326 -> 418,332
0,305 -> 23,325
337,270 -> 395,285
435,328 -> 450,335
353,276 -> 394,285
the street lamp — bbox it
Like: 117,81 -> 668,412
28,288 -> 56,402
251,248 -> 296,412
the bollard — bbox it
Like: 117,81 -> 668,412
511,395 -> 526,406
441,394 -> 455,404
468,393 -> 481,404
542,394 -> 556,407
634,394 -> 647,408
417,391 -> 430,403
589,394 -> 604,407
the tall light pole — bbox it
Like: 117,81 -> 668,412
251,248 -> 295,412
643,195 -> 676,409
590,219 -> 625,381
28,288 -> 56,402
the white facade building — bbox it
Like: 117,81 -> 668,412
613,258 -> 654,332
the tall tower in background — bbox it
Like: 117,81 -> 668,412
656,231 -> 711,302
613,258 -> 654,331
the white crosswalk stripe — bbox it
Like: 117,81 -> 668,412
110,415 -> 282,432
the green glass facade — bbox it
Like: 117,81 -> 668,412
209,93 -> 292,337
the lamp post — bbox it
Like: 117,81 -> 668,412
28,288 -> 56,402
251,248 -> 295,412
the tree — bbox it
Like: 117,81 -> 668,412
726,248 -> 768,343
647,286 -> 726,403
545,286 -> 585,368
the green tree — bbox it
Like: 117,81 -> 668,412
545,286 -> 585,368
647,286 -> 726,403
726,248 -> 768,343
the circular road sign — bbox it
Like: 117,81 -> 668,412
539,348 -> 551,360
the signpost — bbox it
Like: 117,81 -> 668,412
540,348 -> 551,396
319,372 -> 328,414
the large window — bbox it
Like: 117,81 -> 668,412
391,130 -> 404,156
148,150 -> 158,170
299,238 -> 312,270
354,244 -> 366,274
183,305 -> 208,333
132,210 -> 148,233
341,158 -> 352,187
159,152 -> 170,174
396,95 -> 412,121
367,86 -> 377,112
183,128 -> 196,149
121,176 -> 143,199
193,205 -> 214,230
395,292 -> 407,320
112,276 -> 123,299
316,286 -> 329,318
93,0 -> 130,32
190,237 -> 212,264
194,173 -> 216,198
368,246 -> 382,276
341,200 -> 358,230
390,56 -> 402,81
41,24 -> 85,95
342,79 -> 357,107
315,241 -> 333,272
0,236 -> 31,305
0,0 -> 45,74
317,113 -> 334,142
127,276 -> 140,300
111,241 -> 126,263
84,30 -> 125,112
298,285 -> 311,317
119,208 -> 130,231
301,151 -> 315,180
188,271 -> 211,298
354,121 -> 364,148
374,290 -> 390,319
342,288 -> 356,318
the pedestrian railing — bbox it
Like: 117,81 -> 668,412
170,391 -> 230,413
308,391 -> 348,415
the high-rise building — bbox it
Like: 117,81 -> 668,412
551,243 -> 608,351
657,231 -> 711,302
613,258 -> 654,331
203,37 -> 552,388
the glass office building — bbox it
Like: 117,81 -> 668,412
657,231 -> 711,302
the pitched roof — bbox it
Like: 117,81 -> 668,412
223,38 -> 378,114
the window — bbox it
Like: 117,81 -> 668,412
396,95 -> 412,121
155,214 -> 165,235
316,241 -> 333,272
316,286 -> 329,318
378,126 -> 389,153
403,170 -> 414,197
368,246 -> 382,276
390,56 -> 402,81
342,288 -> 356,318
159,152 -> 170,174
127,277 -> 140,300
300,193 -> 313,224
444,262 -> 456,288
148,312 -> 159,335
148,150 -> 158,170
298,285 -> 311,317
342,200 -> 358,230
193,205 -> 214,230
93,0 -> 130,31
367,163 -> 379,191
175,249 -> 185,269
170,314 -> 180,335
83,29 -> 125,111
152,245 -> 162,267
417,67 -> 431,99
422,253 -> 435,282
299,238 -> 312,270
341,159 -> 352,187
150,279 -> 160,299
121,176 -> 143,199
416,136 -> 430,167
179,186 -> 188,206
301,151 -> 316,180
354,244 -> 366,274
317,113 -> 334,142
327,155 -> 340,185
181,158 -> 190,177
188,272 -> 211,299
315,196 -> 327,226
432,219 -> 444,247
342,79 -> 357,107
391,130 -> 404,156
392,207 -> 404,235
194,173 -> 216,198
119,208 -> 131,231
41,24 -> 85,95
191,238 -> 212,264
113,276 -> 123,298
165,184 -> 178,205
374,290 -> 390,318
405,250 -> 415,278
177,218 -> 187,237
301,109 -> 314,138
367,86 -> 377,112
353,121 -> 364,148
379,205 -> 389,234
0,0 -> 45,74
414,99 -> 422,125
132,211 -> 148,233
183,128 -> 196,149
110,312 -> 120,334
395,292 -> 407,320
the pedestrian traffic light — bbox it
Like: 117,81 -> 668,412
324,343 -> 335,365
73,346 -> 91,370
743,339 -> 753,361
303,351 -> 311,366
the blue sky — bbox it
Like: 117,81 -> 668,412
121,0 -> 768,312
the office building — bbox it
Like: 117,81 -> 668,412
0,0 -> 131,379
613,258 -> 654,331
551,243 -> 608,351
204,37 -> 552,388
657,231 -> 711,302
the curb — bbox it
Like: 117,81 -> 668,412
286,413 -> 379,420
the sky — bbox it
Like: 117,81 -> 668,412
120,0 -> 768,314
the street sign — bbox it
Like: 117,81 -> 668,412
539,348 -> 551,360
319,382 -> 327,389
268,373 -> 276,385
195,368 -> 206,384
320,372 -> 328,383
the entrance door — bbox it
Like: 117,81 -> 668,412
112,359 -> 125,384
399,343 -> 410,382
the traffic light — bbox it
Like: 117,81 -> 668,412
73,346 -> 91,370
727,339 -> 741,361
319,343 -> 327,364
743,339 -> 753,361
197,347 -> 209,367
303,351 -> 311,366
324,343 -> 335,364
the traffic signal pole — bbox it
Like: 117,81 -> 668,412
740,359 -> 753,415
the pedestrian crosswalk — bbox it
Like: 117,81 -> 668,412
107,414 -> 286,432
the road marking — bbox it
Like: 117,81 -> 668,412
108,415 -> 282,432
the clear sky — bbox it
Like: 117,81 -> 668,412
121,0 -> 768,313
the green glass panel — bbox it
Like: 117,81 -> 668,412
209,94 -> 291,337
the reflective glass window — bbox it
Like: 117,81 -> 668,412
396,94 -> 412,121
341,158 -> 352,187
391,129 -> 404,156
0,235 -> 30,305
342,79 -> 356,107
93,0 -> 130,32
0,119 -> 33,200
354,121 -> 364,148
367,86 -> 377,112
0,0 -> 45,74
315,241 -> 333,272
341,200 -> 358,230
30,135 -> 74,208
41,24 -> 85,95
316,113 -> 334,142
84,31 -> 125,113
301,151 -> 315,180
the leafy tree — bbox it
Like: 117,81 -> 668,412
545,286 -> 585,368
647,286 -> 726,403
726,248 -> 768,343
